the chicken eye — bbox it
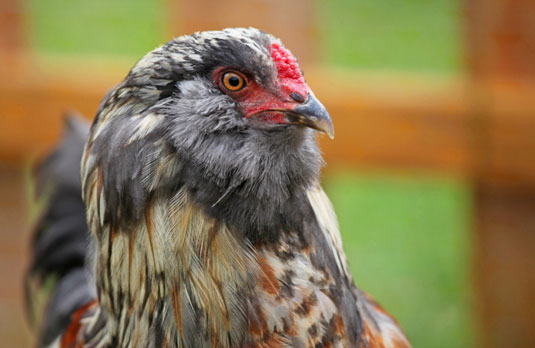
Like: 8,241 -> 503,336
222,72 -> 245,91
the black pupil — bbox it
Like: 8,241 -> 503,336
228,75 -> 240,87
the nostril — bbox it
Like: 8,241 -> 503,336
290,92 -> 305,103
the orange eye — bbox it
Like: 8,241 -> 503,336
222,72 -> 245,91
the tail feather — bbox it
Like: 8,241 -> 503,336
26,114 -> 95,347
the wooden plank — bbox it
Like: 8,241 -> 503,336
0,61 -> 532,186
0,60 -> 474,174
0,62 -> 121,164
309,70 -> 471,174
465,81 -> 535,192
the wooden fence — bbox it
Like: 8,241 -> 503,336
0,0 -> 534,347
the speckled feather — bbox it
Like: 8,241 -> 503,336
30,28 -> 410,348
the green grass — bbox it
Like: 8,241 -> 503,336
324,172 -> 474,347
27,0 -> 166,58
318,0 -> 461,72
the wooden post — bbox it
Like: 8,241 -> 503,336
167,0 -> 319,64
0,0 -> 24,53
466,0 -> 535,347
474,187 -> 535,347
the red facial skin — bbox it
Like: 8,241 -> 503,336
213,43 -> 309,124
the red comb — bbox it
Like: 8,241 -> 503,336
270,42 -> 308,98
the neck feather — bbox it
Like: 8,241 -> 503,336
86,188 -> 257,347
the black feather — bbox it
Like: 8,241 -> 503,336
26,115 -> 95,346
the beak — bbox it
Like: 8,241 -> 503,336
289,93 -> 334,139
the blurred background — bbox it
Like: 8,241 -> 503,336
0,0 -> 534,347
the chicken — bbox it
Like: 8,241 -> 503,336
26,28 -> 411,348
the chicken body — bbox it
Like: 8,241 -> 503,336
27,28 -> 410,348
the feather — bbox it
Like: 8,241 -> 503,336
27,28 -> 411,348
